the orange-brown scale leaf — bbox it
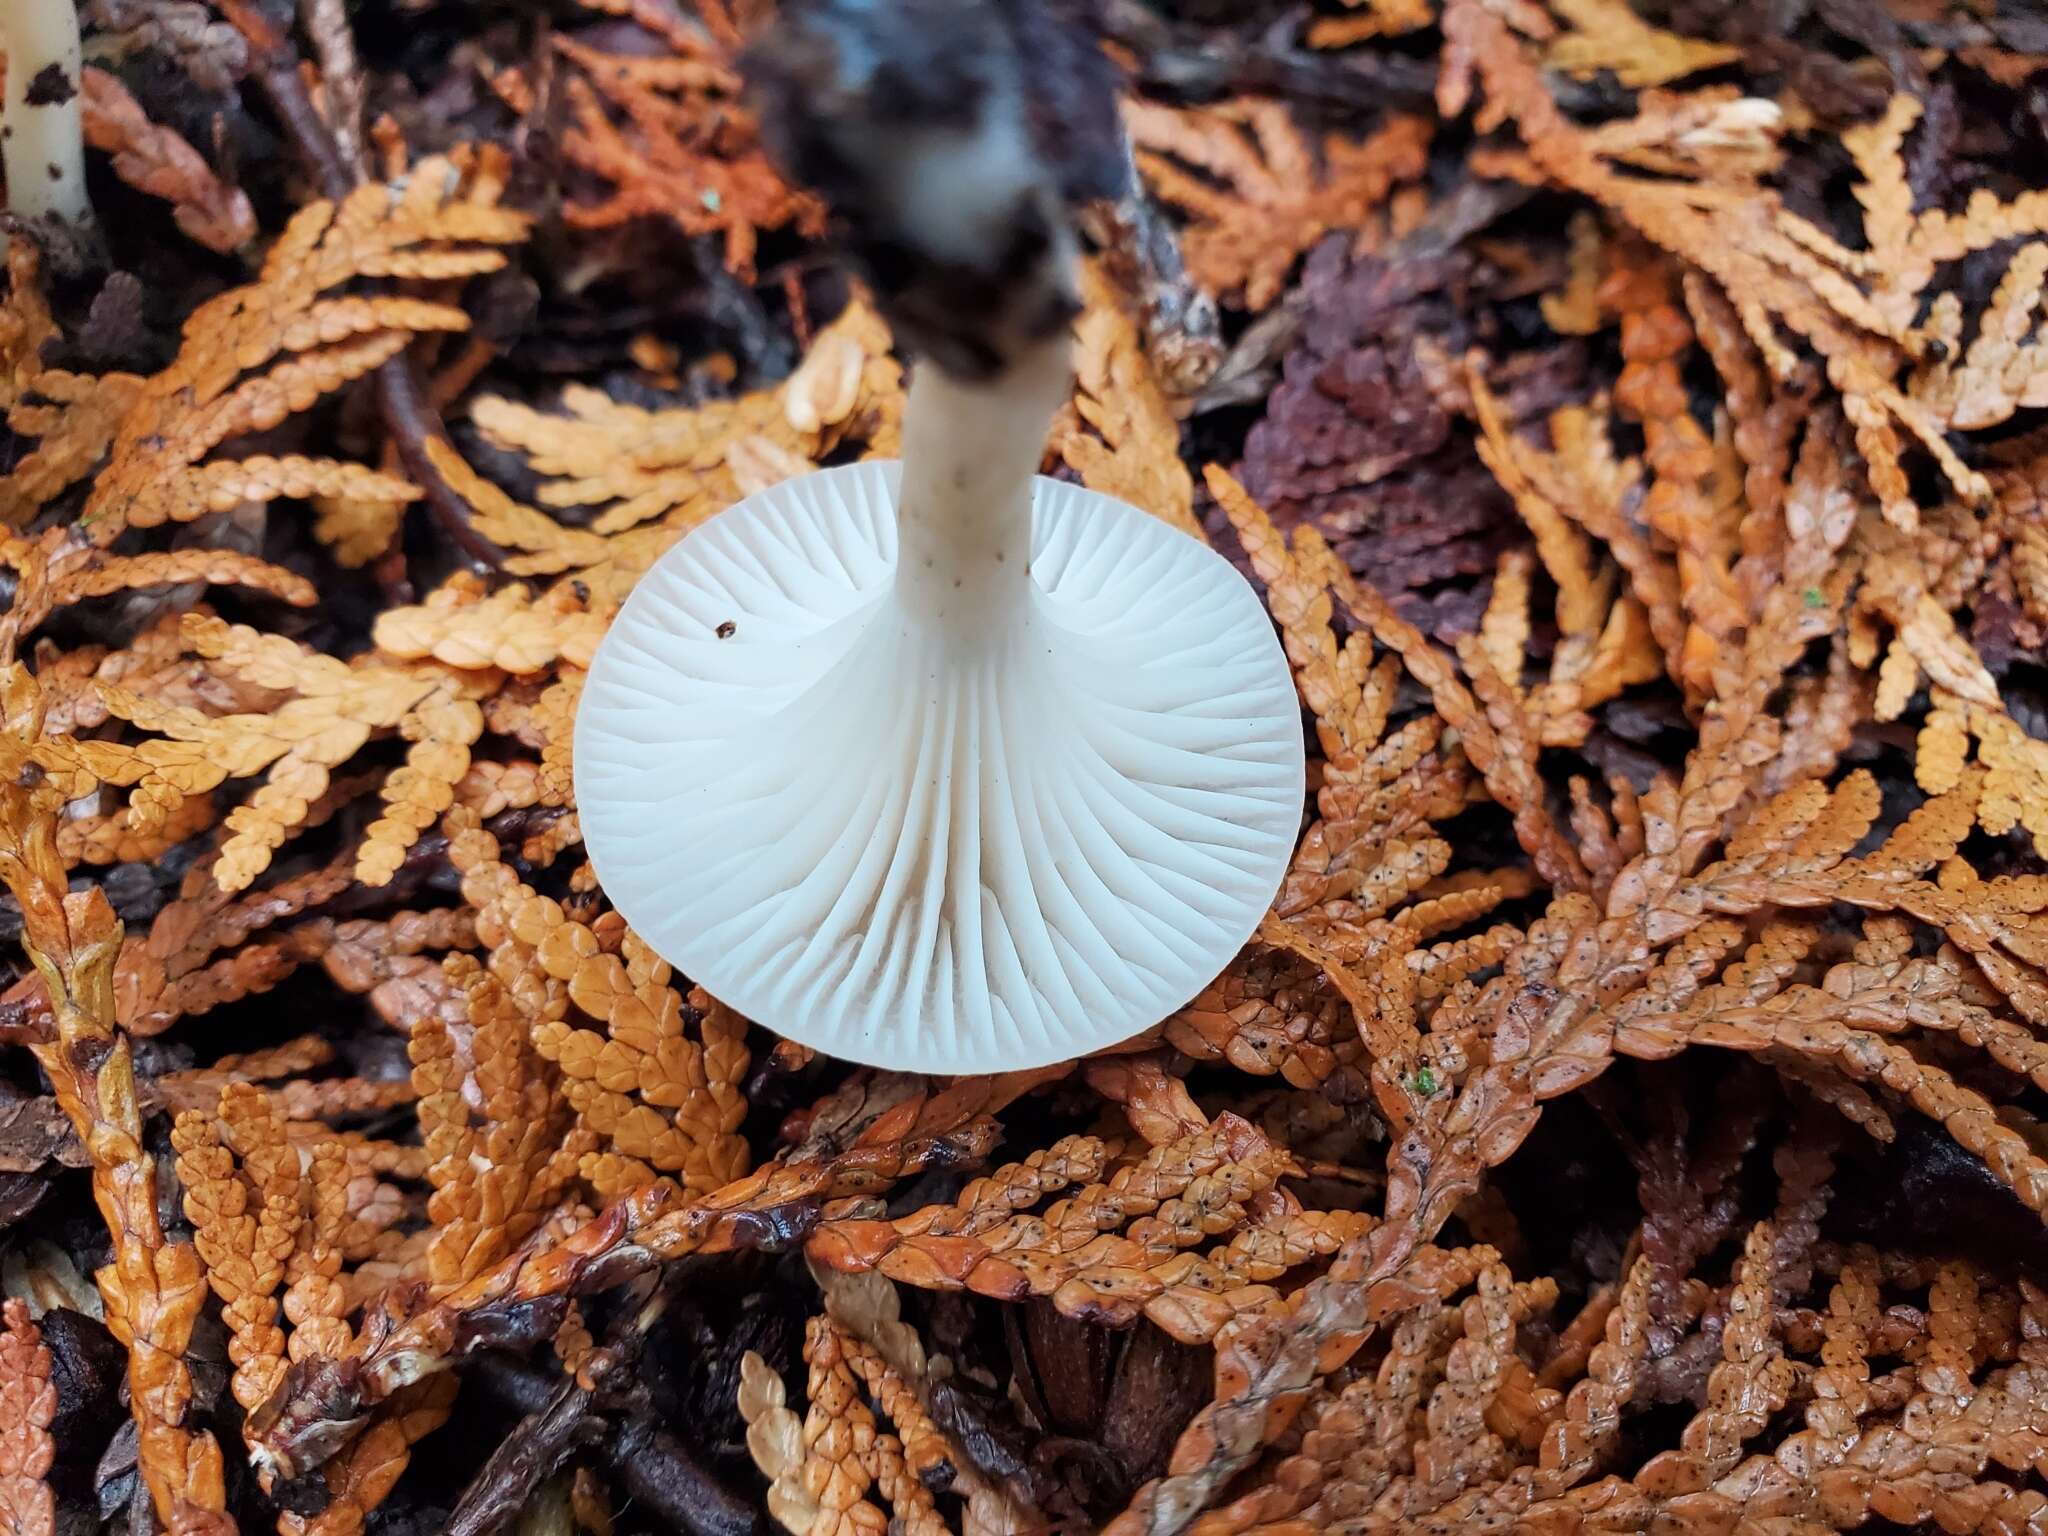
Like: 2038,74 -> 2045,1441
414,953 -> 586,1294
1057,261 -> 1202,539
247,1089 -> 1009,1482
84,614 -> 507,892
454,298 -> 900,610
1437,4 -> 2004,529
1543,0 -> 1739,87
0,244 -> 146,526
549,32 -> 823,283
808,1113 -> 1291,1339
1164,945 -> 1350,1089
535,673 -> 582,807
358,690 -> 484,886
78,154 -> 523,541
79,67 -> 256,254
0,1299 -> 56,1536
1126,100 -> 1431,311
374,576 -> 605,675
1601,243 -> 1743,700
0,668 -> 232,1531
56,792 -> 218,867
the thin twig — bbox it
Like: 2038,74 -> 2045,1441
466,1356 -> 768,1536
1097,0 -> 1437,110
376,360 -> 508,569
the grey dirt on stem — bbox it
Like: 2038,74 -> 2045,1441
738,0 -> 1129,382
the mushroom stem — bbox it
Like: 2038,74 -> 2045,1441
894,332 -> 1072,635
0,0 -> 92,228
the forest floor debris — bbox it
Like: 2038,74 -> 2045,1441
4,0 -> 2048,1532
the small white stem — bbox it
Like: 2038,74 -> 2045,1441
1,0 -> 92,227
894,333 -> 1072,637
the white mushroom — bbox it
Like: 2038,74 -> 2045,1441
574,0 -> 1304,1073
1,0 -> 92,231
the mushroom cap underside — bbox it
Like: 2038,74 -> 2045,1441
575,462 -> 1305,1073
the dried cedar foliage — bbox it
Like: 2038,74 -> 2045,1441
1,1 -> 2048,1534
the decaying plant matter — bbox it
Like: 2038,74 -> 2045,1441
3,0 -> 2048,1532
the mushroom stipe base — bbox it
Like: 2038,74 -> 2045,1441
576,461 -> 1306,1074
